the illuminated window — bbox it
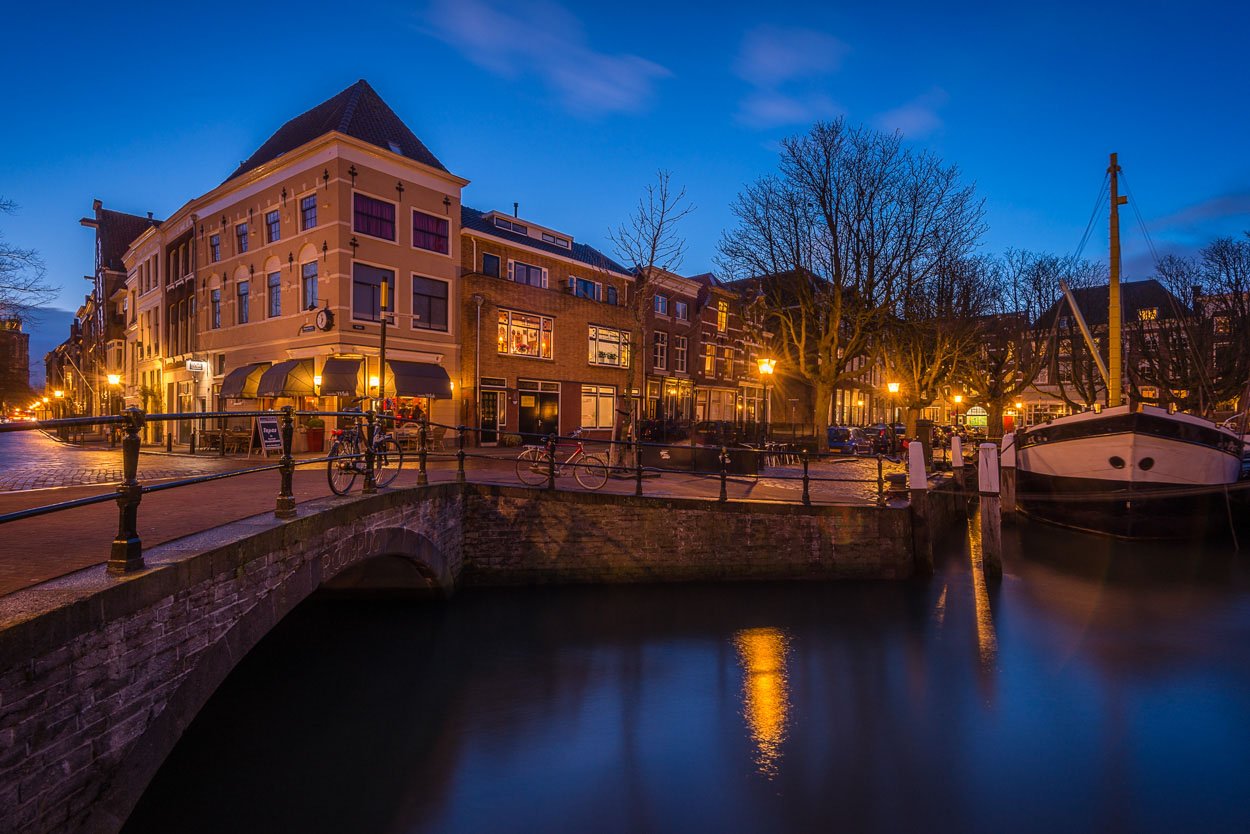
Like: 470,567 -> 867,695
1137,307 -> 1158,321
717,300 -> 729,332
581,385 -> 616,429
498,310 -> 553,358
588,326 -> 630,367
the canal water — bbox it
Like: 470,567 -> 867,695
123,514 -> 1250,834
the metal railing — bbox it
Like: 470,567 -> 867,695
0,409 -> 907,577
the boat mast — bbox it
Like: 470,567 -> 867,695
1108,152 -> 1126,408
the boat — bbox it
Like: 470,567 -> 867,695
1014,154 -> 1246,539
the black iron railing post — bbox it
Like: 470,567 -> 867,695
417,416 -> 429,486
219,414 -> 226,457
165,429 -> 172,452
275,405 -> 296,518
719,446 -> 729,502
547,434 -> 557,490
456,426 -> 466,484
362,410 -> 378,494
634,443 -> 643,497
107,407 -> 146,574
877,454 -> 886,506
801,450 -> 811,506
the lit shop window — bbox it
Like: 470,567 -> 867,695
498,310 -> 553,359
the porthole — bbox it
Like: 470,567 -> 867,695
1109,456 -> 1125,469
1139,457 -> 1155,471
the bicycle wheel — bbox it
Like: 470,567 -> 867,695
515,448 -> 548,486
327,439 -> 359,496
373,437 -> 403,487
574,454 -> 609,490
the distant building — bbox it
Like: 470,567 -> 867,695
0,316 -> 31,411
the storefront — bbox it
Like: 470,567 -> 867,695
696,387 -> 738,422
517,379 -> 560,439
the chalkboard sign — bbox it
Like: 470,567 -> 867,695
253,416 -> 285,457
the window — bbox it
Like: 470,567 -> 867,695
653,331 -> 668,370
674,335 -> 687,372
542,232 -> 571,249
412,275 -> 449,331
717,300 -> 729,332
494,216 -> 528,235
588,326 -> 630,367
510,260 -> 546,288
412,210 -> 450,254
301,262 -> 318,310
498,310 -> 553,358
1138,307 -> 1159,321
300,195 -> 317,230
606,286 -> 618,305
573,277 -> 600,300
211,289 -> 221,329
237,280 -> 250,324
654,295 -> 668,315
722,346 -> 734,376
209,234 -> 220,263
265,210 -> 281,244
703,343 -> 716,374
483,253 -> 500,278
267,272 -> 281,318
352,263 -> 395,321
675,300 -> 688,320
581,385 -> 616,429
235,223 -> 249,254
353,193 -> 396,240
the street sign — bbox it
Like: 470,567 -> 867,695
185,360 -> 209,373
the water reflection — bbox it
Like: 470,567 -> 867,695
733,627 -> 790,778
968,511 -> 999,674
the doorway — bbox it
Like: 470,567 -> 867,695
479,389 -> 505,445
518,389 -> 559,439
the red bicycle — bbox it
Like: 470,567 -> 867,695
515,429 -> 608,489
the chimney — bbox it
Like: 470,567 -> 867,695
513,202 -> 519,217
147,212 -> 154,220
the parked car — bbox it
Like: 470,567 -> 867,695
826,426 -> 873,455
866,423 -> 909,454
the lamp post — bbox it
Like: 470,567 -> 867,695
757,357 -> 776,443
1014,400 -> 1024,429
886,382 -> 900,454
107,374 -> 122,447
953,394 -> 963,429
54,389 -> 66,439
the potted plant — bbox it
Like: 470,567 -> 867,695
304,414 -> 325,453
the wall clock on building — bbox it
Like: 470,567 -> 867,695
315,308 -> 334,331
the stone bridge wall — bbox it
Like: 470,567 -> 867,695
0,483 -> 926,834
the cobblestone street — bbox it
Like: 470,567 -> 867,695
0,429 -> 238,491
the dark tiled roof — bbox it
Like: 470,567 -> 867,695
1036,279 -> 1191,330
225,80 -> 448,183
460,206 -> 630,275
97,209 -> 161,273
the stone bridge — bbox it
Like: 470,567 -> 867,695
0,481 -> 956,834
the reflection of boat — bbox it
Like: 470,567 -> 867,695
1015,154 -> 1245,539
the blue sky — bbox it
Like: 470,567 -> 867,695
4,0 -> 1249,339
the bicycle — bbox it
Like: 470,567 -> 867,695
327,400 -> 404,495
515,428 -> 609,490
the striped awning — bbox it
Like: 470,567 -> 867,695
319,357 -> 362,398
219,363 -> 270,398
257,359 -> 316,397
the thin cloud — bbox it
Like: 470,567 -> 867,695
734,24 -> 847,129
1152,189 -> 1250,232
420,0 -> 669,116
873,88 -> 949,138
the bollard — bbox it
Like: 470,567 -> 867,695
219,418 -> 226,457
950,434 -> 966,509
189,430 -> 197,456
908,439 -> 933,575
107,407 -> 146,574
362,411 -> 378,494
456,426 -> 466,484
546,434 -> 557,490
877,454 -> 886,506
978,441 -> 1003,579
635,451 -> 644,497
1000,432 -> 1017,517
801,451 -> 811,506
719,446 -> 729,502
166,429 -> 173,452
275,406 -> 296,518
417,417 -> 429,486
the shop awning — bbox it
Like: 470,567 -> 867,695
386,361 -> 453,398
319,357 -> 362,398
219,363 -> 270,398
257,359 -> 316,397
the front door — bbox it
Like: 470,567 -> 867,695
479,390 -> 504,445
518,392 -> 559,440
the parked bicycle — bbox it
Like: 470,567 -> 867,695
327,399 -> 404,495
515,429 -> 609,490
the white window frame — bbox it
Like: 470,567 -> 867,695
411,273 -> 450,332
351,259 -> 397,323
674,335 -> 687,373
352,190 -> 399,243
499,309 -> 555,360
588,325 -> 630,368
653,331 -> 668,371
299,192 -> 318,231
654,294 -> 669,316
581,385 -> 616,430
675,300 -> 688,320
508,259 -> 548,289
411,207 -> 452,257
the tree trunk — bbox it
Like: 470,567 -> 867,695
814,382 -> 833,450
987,401 -> 1005,440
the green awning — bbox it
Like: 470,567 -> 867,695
319,357 -> 362,398
387,361 -> 453,398
219,363 -> 270,398
257,359 -> 316,397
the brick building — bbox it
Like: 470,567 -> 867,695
459,207 -> 634,444
0,316 -> 31,412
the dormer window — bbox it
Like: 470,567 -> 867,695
542,232 -> 571,249
1138,307 -> 1159,321
495,217 -> 529,235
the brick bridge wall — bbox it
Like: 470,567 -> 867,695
0,483 -> 932,834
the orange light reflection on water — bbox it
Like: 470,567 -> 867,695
734,627 -> 790,779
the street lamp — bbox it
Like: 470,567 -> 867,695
953,394 -> 963,428
886,382 -> 900,454
1014,400 -> 1024,429
106,374 -> 122,447
53,390 -> 66,438
757,357 -> 776,442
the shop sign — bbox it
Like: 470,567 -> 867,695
185,360 -> 209,373
255,416 -> 285,456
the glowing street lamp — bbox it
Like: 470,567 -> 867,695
757,357 -> 776,441
886,382 -> 900,454
953,393 -> 963,427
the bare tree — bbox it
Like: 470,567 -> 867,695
0,198 -> 56,410
608,171 -> 694,465
716,119 -> 984,444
